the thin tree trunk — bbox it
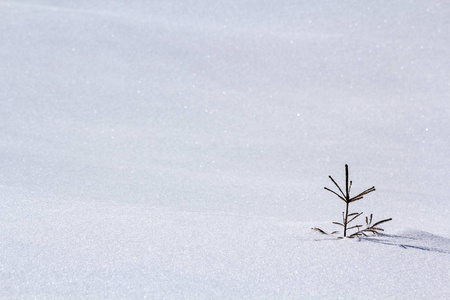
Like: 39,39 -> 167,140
343,164 -> 350,237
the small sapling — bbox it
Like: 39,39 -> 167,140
312,164 -> 392,238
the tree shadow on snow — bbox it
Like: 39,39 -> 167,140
358,230 -> 450,254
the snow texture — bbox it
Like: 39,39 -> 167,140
1,0 -> 449,298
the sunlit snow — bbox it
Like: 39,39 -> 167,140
1,0 -> 449,298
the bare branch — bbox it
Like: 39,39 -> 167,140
347,212 -> 363,224
348,196 -> 364,203
328,175 -> 346,199
324,187 -> 347,202
371,218 -> 392,228
311,228 -> 328,235
345,164 -> 349,197
371,227 -> 385,232
350,186 -> 376,201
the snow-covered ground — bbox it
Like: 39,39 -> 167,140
1,0 -> 449,298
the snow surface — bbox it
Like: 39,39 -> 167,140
1,0 -> 449,298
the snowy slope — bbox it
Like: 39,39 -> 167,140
1,0 -> 449,298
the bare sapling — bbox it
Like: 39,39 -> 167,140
312,164 -> 392,238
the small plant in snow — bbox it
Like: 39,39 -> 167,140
312,164 -> 392,238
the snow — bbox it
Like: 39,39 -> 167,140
1,0 -> 449,298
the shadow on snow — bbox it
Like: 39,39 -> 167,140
358,230 -> 450,254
